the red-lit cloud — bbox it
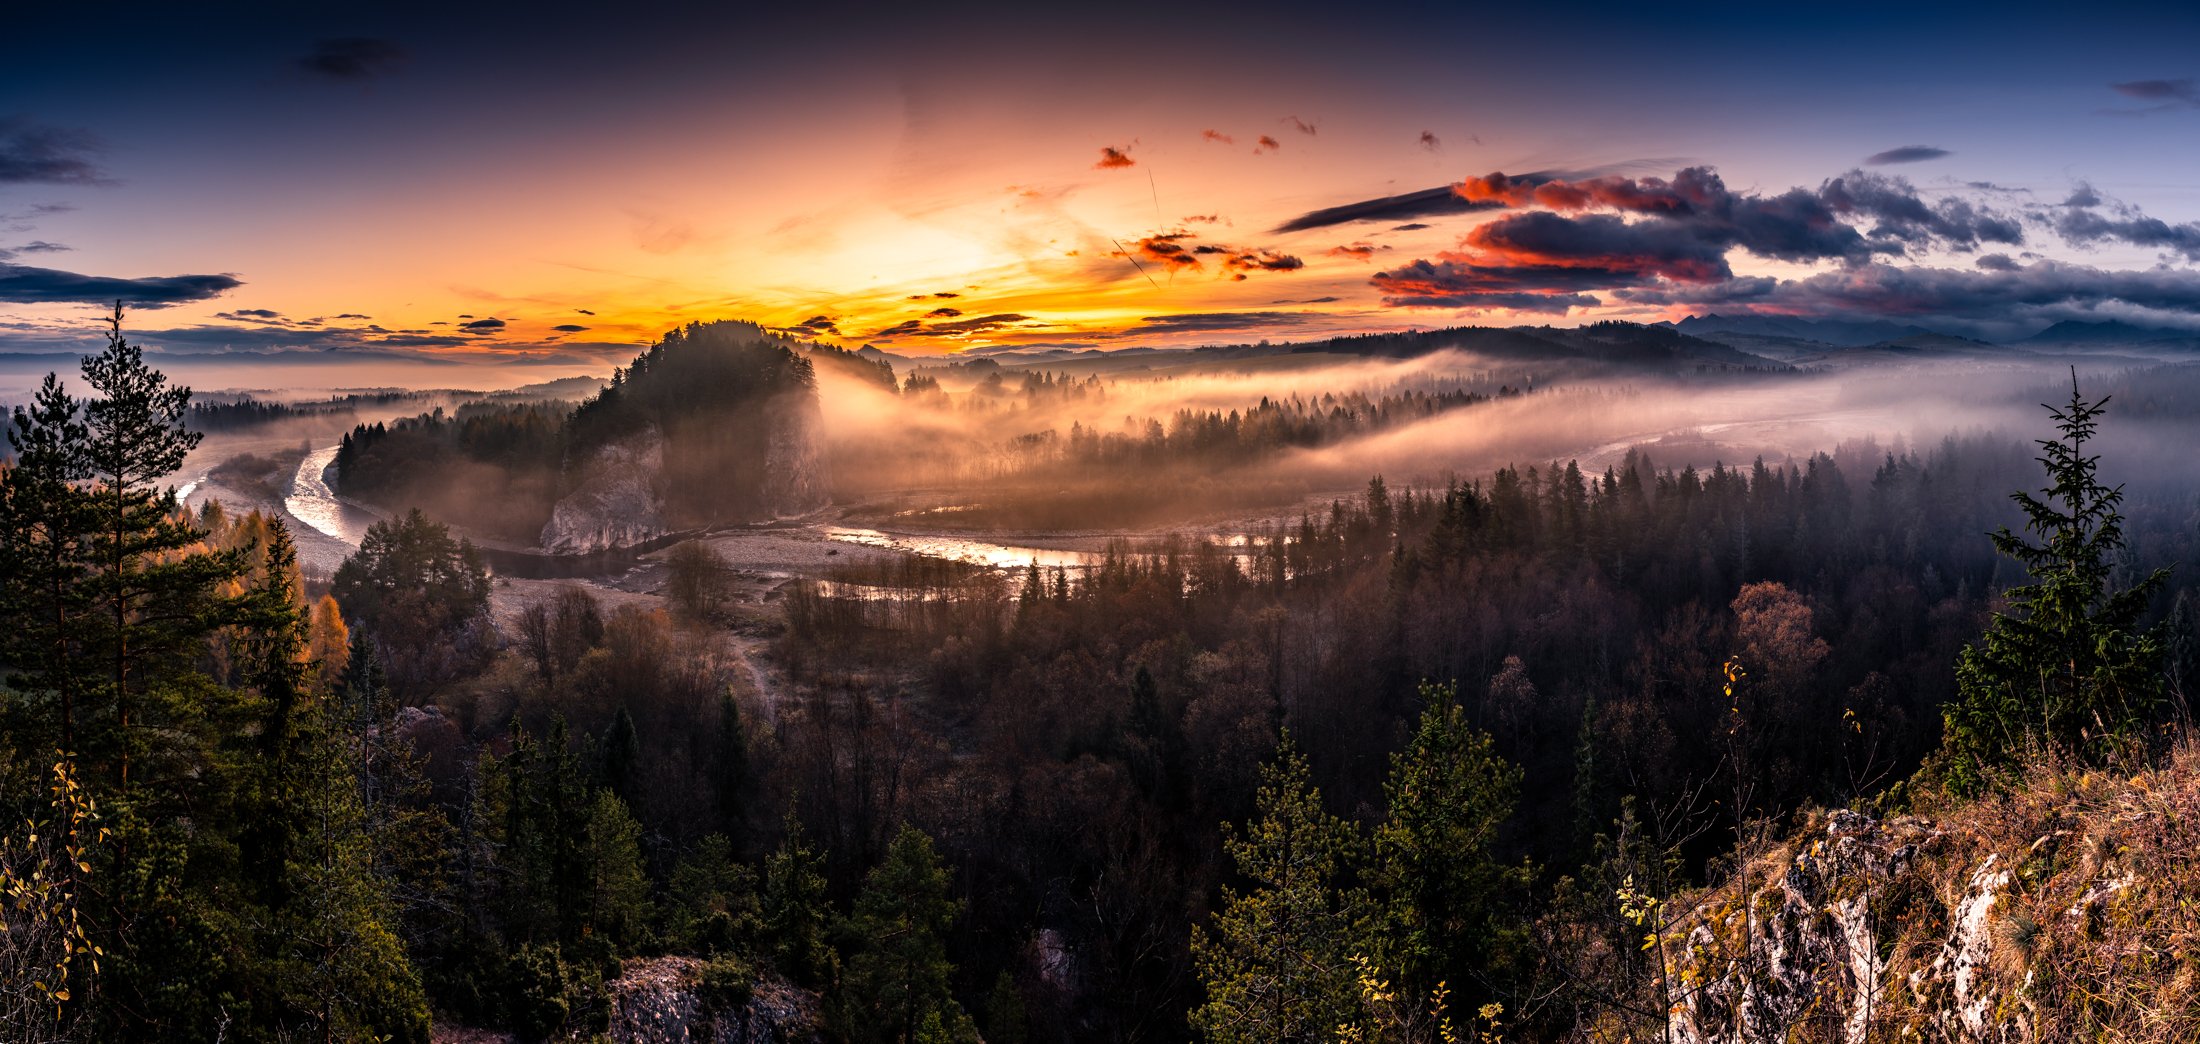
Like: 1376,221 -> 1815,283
1096,145 -> 1135,169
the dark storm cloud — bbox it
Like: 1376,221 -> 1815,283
1373,164 -> 2040,314
298,38 -> 407,80
1864,145 -> 1951,166
1466,211 -> 1735,282
1272,185 -> 1506,234
1617,260 -> 2200,327
2045,194 -> 2200,261
553,323 -> 589,332
0,117 -> 109,186
0,263 -> 240,306
1136,311 -> 1323,333
1370,256 -> 1621,309
460,318 -> 506,331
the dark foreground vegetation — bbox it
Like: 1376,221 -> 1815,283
4,317 -> 2198,1042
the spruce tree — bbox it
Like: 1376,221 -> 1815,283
1941,371 -> 2170,794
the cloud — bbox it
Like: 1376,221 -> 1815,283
1368,164 -> 2046,315
1137,311 -> 1324,333
1329,242 -> 1379,262
905,291 -> 960,300
1096,145 -> 1136,169
1255,135 -> 1281,153
576,308 -> 596,315
924,307 -> 963,318
872,320 -> 924,338
10,240 -> 68,254
1455,166 -> 2020,260
0,264 -> 240,307
334,313 -> 372,319
793,315 -> 840,337
1975,253 -> 2020,271
1286,116 -> 1318,136
0,117 -> 108,186
553,323 -> 589,332
1201,129 -> 1235,145
1419,130 -> 1441,151
1272,296 -> 1341,305
2111,78 -> 2200,107
2044,191 -> 2200,261
460,318 -> 506,331
927,313 -> 1037,337
298,38 -> 406,80
1273,184 -> 1505,233
1391,223 -> 1431,231
1864,145 -> 1951,166
1126,232 -> 1201,271
215,308 -> 284,322
1616,259 -> 2200,331
1120,231 -> 1304,279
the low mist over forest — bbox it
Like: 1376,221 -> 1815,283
11,2 -> 2200,1041
10,306 -> 2200,1042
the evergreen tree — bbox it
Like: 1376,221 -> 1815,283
835,826 -> 976,1044
0,373 -> 97,753
763,809 -> 835,987
1371,683 -> 1530,1012
1941,372 -> 2170,793
1190,734 -> 1369,1044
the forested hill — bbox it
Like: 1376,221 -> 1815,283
558,320 -> 829,532
334,321 -> 831,548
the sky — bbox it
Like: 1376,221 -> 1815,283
5,0 -> 2200,382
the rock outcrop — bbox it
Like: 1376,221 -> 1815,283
540,429 -> 671,553
601,958 -> 822,1044
1656,746 -> 2200,1043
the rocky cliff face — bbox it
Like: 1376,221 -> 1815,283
1656,745 -> 2200,1043
540,428 -> 671,553
538,404 -> 830,554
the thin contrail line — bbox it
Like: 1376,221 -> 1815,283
1111,238 -> 1161,289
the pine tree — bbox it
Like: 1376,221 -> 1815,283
1941,371 -> 2170,794
76,304 -> 240,788
1190,734 -> 1369,1044
835,826 -> 976,1044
